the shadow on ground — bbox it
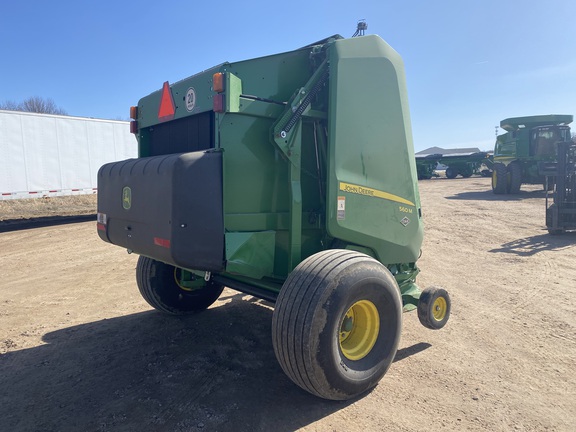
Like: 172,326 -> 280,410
0,295 -> 427,432
445,188 -> 546,201
489,232 -> 576,256
0,214 -> 96,233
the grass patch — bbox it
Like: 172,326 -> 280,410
0,195 -> 97,221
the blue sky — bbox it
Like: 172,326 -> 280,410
1,0 -> 575,152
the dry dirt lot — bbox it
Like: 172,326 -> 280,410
1,177 -> 575,432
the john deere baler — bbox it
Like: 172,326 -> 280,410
97,34 -> 450,400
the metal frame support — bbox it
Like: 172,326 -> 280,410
270,59 -> 329,270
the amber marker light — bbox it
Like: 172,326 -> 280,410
213,72 -> 225,93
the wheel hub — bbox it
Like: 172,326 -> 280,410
432,297 -> 447,321
339,300 -> 380,361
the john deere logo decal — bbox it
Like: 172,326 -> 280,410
122,187 -> 132,210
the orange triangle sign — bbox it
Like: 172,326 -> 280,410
158,81 -> 175,122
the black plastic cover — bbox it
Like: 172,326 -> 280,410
97,150 -> 224,272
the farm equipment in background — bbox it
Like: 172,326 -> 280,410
96,33 -> 451,400
539,141 -> 576,234
415,151 -> 491,179
491,115 -> 573,194
415,153 -> 442,179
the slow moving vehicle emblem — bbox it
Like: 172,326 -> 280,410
158,81 -> 175,122
122,187 -> 132,210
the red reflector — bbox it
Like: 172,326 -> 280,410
130,120 -> 138,134
154,237 -> 171,248
97,223 -> 106,232
213,94 -> 225,113
158,81 -> 175,122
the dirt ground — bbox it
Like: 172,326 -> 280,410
1,177 -> 575,432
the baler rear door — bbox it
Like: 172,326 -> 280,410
97,150 -> 224,272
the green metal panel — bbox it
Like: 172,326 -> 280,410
494,129 -> 528,161
130,34 -> 424,292
225,231 -> 276,279
326,36 -> 423,264
137,65 -> 221,129
213,47 -> 328,278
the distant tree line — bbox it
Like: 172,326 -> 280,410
0,96 -> 67,115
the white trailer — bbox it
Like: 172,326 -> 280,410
0,110 -> 137,200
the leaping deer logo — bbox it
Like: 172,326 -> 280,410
122,187 -> 132,210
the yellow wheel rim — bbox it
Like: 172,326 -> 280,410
173,268 -> 193,291
432,297 -> 447,321
339,300 -> 380,361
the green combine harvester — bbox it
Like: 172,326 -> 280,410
96,33 -> 450,400
492,114 -> 573,194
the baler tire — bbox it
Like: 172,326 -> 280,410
417,286 -> 451,330
492,163 -> 508,194
445,167 -> 458,179
271,250 -> 402,401
508,163 -> 522,194
136,256 -> 224,315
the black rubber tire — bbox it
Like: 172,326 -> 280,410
546,205 -> 564,235
136,256 -> 224,315
272,250 -> 402,400
508,163 -> 522,194
418,286 -> 451,330
445,167 -> 458,179
492,163 -> 508,194
460,165 -> 473,178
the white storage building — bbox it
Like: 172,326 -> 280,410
0,110 -> 137,199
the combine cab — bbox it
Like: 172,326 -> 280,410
492,115 -> 573,194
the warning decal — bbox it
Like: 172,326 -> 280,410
337,196 -> 346,220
